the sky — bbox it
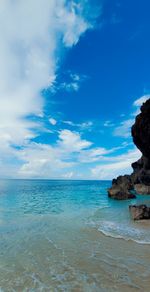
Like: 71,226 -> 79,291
0,0 -> 150,180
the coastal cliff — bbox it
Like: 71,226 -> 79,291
108,99 -> 150,200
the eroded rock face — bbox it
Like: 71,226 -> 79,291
131,99 -> 150,194
129,205 -> 150,220
131,156 -> 150,192
108,175 -> 136,200
132,99 -> 150,159
134,184 -> 150,195
108,99 -> 150,200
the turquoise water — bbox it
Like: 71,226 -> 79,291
0,179 -> 150,291
1,179 -> 150,243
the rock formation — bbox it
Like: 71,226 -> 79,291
129,205 -> 150,220
108,175 -> 136,200
108,99 -> 150,199
131,99 -> 150,189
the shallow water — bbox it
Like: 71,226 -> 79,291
0,179 -> 150,291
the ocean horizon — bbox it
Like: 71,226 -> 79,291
0,179 -> 150,291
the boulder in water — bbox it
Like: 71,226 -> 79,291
108,175 -> 136,200
129,204 -> 150,220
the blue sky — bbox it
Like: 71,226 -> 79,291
0,0 -> 150,179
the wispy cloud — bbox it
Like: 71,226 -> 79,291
51,72 -> 88,93
113,119 -> 133,138
103,120 -> 115,127
113,94 -> 150,138
49,118 -> 57,126
62,120 -> 93,131
91,148 -> 141,180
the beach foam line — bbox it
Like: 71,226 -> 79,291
88,219 -> 150,245
97,228 -> 150,245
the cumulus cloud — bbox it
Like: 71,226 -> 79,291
17,129 -> 92,178
17,128 -> 129,179
57,129 -> 92,152
18,142 -> 75,178
0,0 -> 99,177
0,0 -> 92,145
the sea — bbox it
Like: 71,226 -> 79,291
0,179 -> 150,291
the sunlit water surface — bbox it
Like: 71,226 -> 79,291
0,179 -> 150,291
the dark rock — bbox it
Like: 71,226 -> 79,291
108,98 -> 150,199
108,175 -> 136,200
131,99 -> 150,159
129,204 -> 150,220
134,184 -> 150,195
112,175 -> 133,190
131,156 -> 150,186
130,100 -> 150,189
108,187 -> 135,200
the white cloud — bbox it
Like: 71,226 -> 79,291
113,94 -> 150,138
1,1 -> 144,181
17,128 -> 128,179
59,2 -> 92,47
113,119 -> 134,138
63,120 -> 76,126
16,129 -> 92,178
103,120 -> 114,127
18,142 -> 75,178
133,95 -> 150,107
80,121 -> 93,129
62,120 -> 93,130
61,81 -> 80,92
91,148 -> 141,180
58,129 -> 92,152
55,72 -> 88,93
1,125 -> 140,180
132,94 -> 150,116
0,0 -> 93,142
62,172 -> 74,179
78,142 -> 130,163
0,0 -> 99,177
49,118 -> 57,125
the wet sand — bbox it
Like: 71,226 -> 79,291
0,214 -> 150,291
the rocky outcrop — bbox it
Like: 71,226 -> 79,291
134,184 -> 150,195
131,99 -> 150,194
108,99 -> 150,199
108,175 -> 136,200
132,99 -> 150,160
129,205 -> 150,220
